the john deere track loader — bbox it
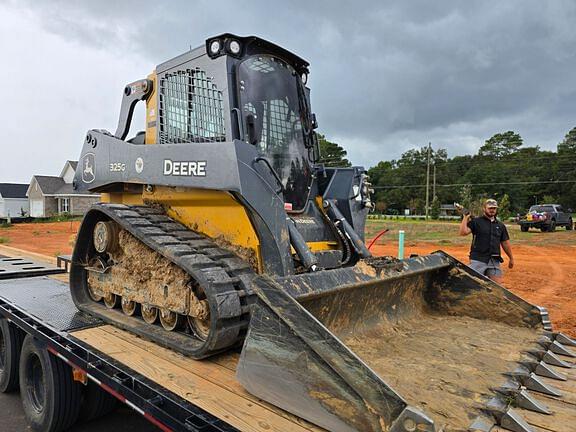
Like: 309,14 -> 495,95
70,34 -> 576,432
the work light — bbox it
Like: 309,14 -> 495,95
228,39 -> 241,55
209,39 -> 221,56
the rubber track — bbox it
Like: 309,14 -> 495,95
84,203 -> 256,359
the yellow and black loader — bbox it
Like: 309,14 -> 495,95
70,34 -> 576,432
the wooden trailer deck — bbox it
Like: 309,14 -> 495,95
72,325 -> 323,432
0,244 -> 323,432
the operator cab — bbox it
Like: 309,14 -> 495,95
205,34 -> 318,212
154,34 -> 319,212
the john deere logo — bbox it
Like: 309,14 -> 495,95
82,153 -> 96,184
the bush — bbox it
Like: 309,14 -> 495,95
498,194 -> 512,220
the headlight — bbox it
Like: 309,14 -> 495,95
208,39 -> 221,56
225,39 -> 242,57
228,39 -> 241,55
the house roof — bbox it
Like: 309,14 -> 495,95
30,175 -> 98,196
54,183 -> 77,195
33,176 -> 66,195
59,160 -> 78,179
0,183 -> 29,199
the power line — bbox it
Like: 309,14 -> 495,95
367,158 -> 576,175
367,153 -> 576,173
373,179 -> 576,190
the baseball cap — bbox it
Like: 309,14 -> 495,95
484,199 -> 498,208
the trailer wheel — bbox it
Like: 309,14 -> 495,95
0,318 -> 24,393
79,380 -> 118,422
567,218 -> 573,230
520,225 -> 529,232
19,335 -> 81,432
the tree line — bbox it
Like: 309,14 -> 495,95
318,127 -> 576,218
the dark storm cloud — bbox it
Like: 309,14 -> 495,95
6,0 -> 576,166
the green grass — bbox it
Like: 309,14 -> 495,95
0,222 -> 12,228
31,214 -> 82,223
0,237 -> 9,244
366,219 -> 575,246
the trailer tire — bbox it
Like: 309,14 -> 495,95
79,380 -> 118,422
0,318 -> 24,393
520,225 -> 529,232
19,335 -> 82,432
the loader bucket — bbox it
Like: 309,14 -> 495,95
237,252 -> 576,432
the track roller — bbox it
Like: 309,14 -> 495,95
141,304 -> 158,324
103,293 -> 120,309
121,297 -> 139,316
159,309 -> 183,331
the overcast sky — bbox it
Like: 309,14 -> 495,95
1,0 -> 575,182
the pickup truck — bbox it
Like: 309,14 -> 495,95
518,204 -> 573,232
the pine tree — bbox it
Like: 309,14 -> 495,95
317,133 -> 351,167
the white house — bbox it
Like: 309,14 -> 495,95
27,161 -> 100,218
0,183 -> 30,219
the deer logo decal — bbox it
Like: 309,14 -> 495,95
82,153 -> 96,184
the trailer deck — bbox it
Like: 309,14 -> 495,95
0,249 -> 323,432
73,325 -> 323,432
1,246 -> 575,432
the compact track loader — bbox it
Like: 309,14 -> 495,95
70,34 -> 576,432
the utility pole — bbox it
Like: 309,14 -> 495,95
425,142 -> 431,219
433,163 -> 436,200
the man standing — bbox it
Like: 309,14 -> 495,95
459,198 -> 514,283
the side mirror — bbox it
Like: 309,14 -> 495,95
246,113 -> 258,145
311,113 -> 318,130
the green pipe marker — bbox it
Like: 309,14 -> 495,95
398,230 -> 405,260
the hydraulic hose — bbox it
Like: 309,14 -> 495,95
324,200 -> 372,259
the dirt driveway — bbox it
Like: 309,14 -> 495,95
0,221 -> 80,256
2,220 -> 575,337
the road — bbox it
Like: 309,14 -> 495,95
0,392 -> 159,431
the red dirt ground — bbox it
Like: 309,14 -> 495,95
1,221 -> 574,337
0,221 -> 80,257
371,242 -> 576,338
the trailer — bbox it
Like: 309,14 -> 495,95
0,251 -> 322,432
2,248 -> 576,432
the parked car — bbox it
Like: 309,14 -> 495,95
518,204 -> 573,232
